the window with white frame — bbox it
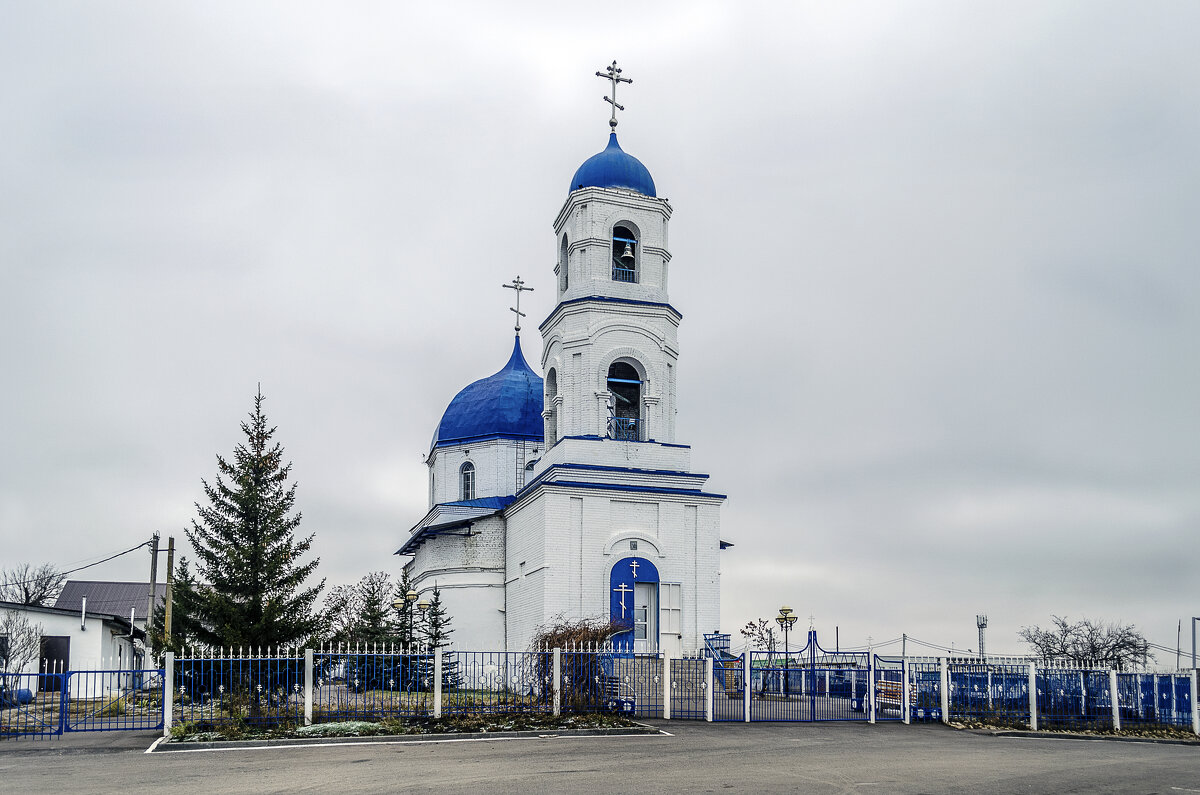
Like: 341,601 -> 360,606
460,461 -> 475,501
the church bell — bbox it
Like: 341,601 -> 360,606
620,243 -> 635,261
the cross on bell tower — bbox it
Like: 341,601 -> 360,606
596,60 -> 633,130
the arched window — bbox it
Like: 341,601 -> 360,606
612,225 -> 637,283
460,461 -> 475,501
607,361 -> 642,441
559,235 -> 569,293
544,368 -> 559,445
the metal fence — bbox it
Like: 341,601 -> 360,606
175,649 -> 304,730
1,667 -> 163,739
314,648 -> 432,721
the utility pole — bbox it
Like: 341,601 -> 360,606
902,633 -> 907,658
977,615 -> 988,661
163,536 -> 175,646
146,532 -> 160,643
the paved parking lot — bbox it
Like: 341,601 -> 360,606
1,721 -> 1197,793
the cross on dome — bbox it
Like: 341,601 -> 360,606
596,60 -> 633,131
502,275 -> 534,334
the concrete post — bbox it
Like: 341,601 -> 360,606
1191,670 -> 1198,736
868,660 -> 877,725
705,657 -> 714,722
433,652 -> 443,719
1028,662 -> 1038,732
743,652 -> 751,723
162,651 -> 174,738
1109,669 -> 1119,731
304,648 -> 314,726
663,655 -> 672,720
553,648 -> 562,717
939,657 -> 949,725
902,659 -> 911,725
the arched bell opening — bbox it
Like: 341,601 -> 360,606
611,224 -> 638,283
606,360 -> 643,441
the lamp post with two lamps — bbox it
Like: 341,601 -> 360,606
392,589 -> 418,652
776,606 -> 798,698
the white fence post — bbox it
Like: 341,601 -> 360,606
162,651 -> 174,738
433,652 -> 443,719
743,652 -> 751,723
1028,662 -> 1038,732
304,648 -> 314,726
663,655 -> 672,720
553,647 -> 562,717
1191,669 -> 1198,737
1109,669 -> 1119,731
868,658 -> 877,725
939,657 -> 949,725
706,657 -> 714,722
902,659 -> 910,725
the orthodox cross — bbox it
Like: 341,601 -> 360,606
502,275 -> 533,334
629,560 -> 640,580
596,60 -> 632,131
613,582 -> 633,618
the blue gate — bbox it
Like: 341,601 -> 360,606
749,631 -> 873,722
1,668 -> 163,739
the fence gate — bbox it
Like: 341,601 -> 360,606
749,631 -> 873,722
1,668 -> 163,739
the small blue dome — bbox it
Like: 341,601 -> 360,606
431,337 -> 544,451
569,133 -> 656,197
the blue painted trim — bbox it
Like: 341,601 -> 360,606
432,432 -> 542,451
544,463 -> 708,479
440,496 -> 516,510
557,434 -> 692,449
539,296 -> 683,331
536,480 -> 727,500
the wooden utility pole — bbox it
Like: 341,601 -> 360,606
146,532 -> 160,642
163,536 -> 175,646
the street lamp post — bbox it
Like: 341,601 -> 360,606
417,599 -> 431,650
393,590 -> 419,652
776,606 -> 798,699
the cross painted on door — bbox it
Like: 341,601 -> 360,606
612,582 -> 633,618
629,560 -> 639,579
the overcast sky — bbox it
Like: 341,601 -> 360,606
2,2 -> 1197,660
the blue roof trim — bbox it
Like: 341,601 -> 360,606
539,296 -> 683,331
569,133 -> 656,197
520,479 -> 727,500
432,336 -> 544,451
517,462 -> 708,499
556,435 -> 691,449
440,496 -> 516,510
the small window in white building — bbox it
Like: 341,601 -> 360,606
460,461 -> 475,501
629,540 -> 637,550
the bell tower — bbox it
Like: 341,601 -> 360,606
540,63 -> 680,455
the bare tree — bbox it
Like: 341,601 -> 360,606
1019,615 -> 1152,670
1,609 -> 44,675
740,618 -> 778,657
0,563 -> 66,606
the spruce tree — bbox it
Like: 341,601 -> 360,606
419,585 -> 459,686
184,389 -> 323,648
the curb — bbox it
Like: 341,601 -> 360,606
151,722 -> 661,752
984,729 -> 1199,747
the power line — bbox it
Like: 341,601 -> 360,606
0,541 -> 152,592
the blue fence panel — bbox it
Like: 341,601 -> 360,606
0,672 -> 64,739
947,664 -> 1029,726
444,651 -> 551,715
873,660 -> 905,721
608,653 -> 664,719
313,651 -> 431,721
63,669 -> 164,732
712,655 -> 744,721
176,653 -> 304,730
670,657 -> 708,720
909,663 -> 942,722
1116,672 -> 1193,729
1036,669 -> 1112,729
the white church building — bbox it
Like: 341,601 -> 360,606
397,65 -> 727,655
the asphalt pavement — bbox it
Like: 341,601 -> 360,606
0,721 -> 1197,793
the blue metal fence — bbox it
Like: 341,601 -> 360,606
313,649 -> 432,721
175,651 -> 303,730
1,668 -> 163,739
670,657 -> 708,720
444,651 -> 552,715
1116,672 -> 1194,729
948,663 -> 1029,725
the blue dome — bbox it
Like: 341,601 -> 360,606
569,133 -> 656,197
431,337 -> 544,451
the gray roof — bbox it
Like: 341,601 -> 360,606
54,580 -> 167,621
